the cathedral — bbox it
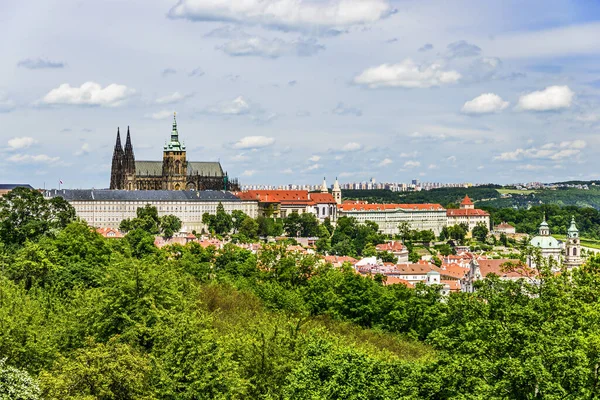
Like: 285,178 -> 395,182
110,113 -> 239,191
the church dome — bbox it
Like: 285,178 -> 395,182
530,235 -> 562,250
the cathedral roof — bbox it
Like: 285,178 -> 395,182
134,161 -> 224,177
45,189 -> 241,202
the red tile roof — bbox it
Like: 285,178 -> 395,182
237,190 -> 316,205
383,277 -> 414,287
308,192 -> 337,204
477,259 -> 533,278
338,203 -> 445,212
96,227 -> 124,238
447,209 -> 490,217
495,222 -> 515,229
461,195 -> 474,205
375,241 -> 405,252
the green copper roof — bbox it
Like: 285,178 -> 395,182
530,235 -> 562,249
164,112 -> 185,151
568,216 -> 579,237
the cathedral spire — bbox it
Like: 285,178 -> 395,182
123,126 -> 135,175
114,127 -> 123,152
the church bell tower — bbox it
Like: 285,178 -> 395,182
162,112 -> 187,190
565,216 -> 582,269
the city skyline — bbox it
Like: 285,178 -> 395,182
2,0 -> 600,189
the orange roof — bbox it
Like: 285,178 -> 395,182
461,195 -> 474,205
477,259 -> 534,278
237,190 -> 316,205
440,263 -> 468,279
309,192 -> 337,204
323,255 -> 358,264
383,277 -> 414,287
495,222 -> 515,229
447,209 -> 489,216
441,279 -> 461,291
375,241 -> 405,252
96,227 -> 124,238
338,203 -> 445,212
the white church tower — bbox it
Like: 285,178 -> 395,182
332,177 -> 342,205
564,216 -> 582,269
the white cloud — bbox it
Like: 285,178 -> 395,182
168,0 -> 395,34
206,96 -> 253,115
516,164 -> 544,171
282,168 -> 293,174
149,110 -> 175,120
8,154 -> 60,164
576,114 -> 599,123
354,59 -> 461,89
446,40 -> 481,58
428,164 -> 438,169
305,163 -> 321,171
17,58 -> 64,69
332,103 -> 362,116
399,151 -> 419,158
403,160 -> 420,168
8,137 -> 37,150
378,158 -> 393,166
0,92 -> 15,112
309,155 -> 321,162
41,82 -> 135,107
242,169 -> 257,176
220,37 -> 324,58
155,91 -> 191,104
461,93 -> 509,114
231,153 -> 249,162
342,142 -> 363,152
516,85 -> 574,111
75,143 -> 91,156
495,140 -> 586,161
233,136 -> 275,149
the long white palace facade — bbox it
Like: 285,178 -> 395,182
44,190 -> 258,233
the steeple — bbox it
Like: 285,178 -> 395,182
539,214 -> 550,236
321,177 -> 328,193
110,128 -> 124,189
332,177 -> 342,205
568,216 -> 579,238
123,126 -> 135,174
165,112 -> 185,151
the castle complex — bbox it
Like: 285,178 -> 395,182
110,113 -> 239,191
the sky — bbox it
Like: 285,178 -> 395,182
1,0 -> 600,189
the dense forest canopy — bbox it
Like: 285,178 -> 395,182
4,188 -> 600,398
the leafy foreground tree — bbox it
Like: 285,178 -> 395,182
0,358 -> 40,400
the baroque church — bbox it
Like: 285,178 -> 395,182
110,113 -> 239,191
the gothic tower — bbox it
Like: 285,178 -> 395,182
110,128 -> 124,189
332,177 -> 342,205
320,177 -> 328,193
123,127 -> 136,190
565,216 -> 582,269
162,112 -> 187,190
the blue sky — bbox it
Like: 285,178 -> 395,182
1,0 -> 600,188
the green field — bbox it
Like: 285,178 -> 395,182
497,189 -> 539,195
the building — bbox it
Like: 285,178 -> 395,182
375,241 -> 409,263
337,203 -> 447,235
494,222 -> 516,235
446,195 -> 490,231
564,216 -> 582,269
0,184 -> 34,196
529,217 -> 563,268
110,113 -> 239,191
236,189 -> 337,222
44,189 -> 258,233
462,259 -> 536,293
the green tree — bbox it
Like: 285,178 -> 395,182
379,251 -> 397,263
284,212 -> 302,237
0,187 -> 75,246
0,358 -> 41,400
159,215 -> 182,238
231,210 -> 249,233
472,222 -> 489,242
239,217 -> 259,240
39,338 -> 153,400
299,212 -> 320,237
